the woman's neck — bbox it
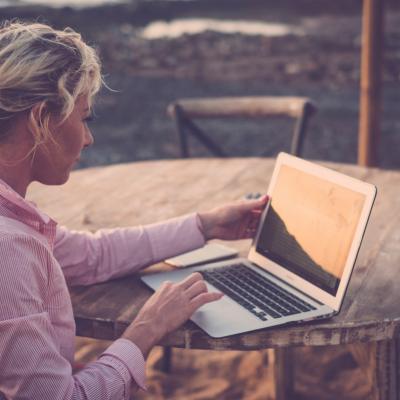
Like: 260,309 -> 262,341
0,166 -> 30,198
0,127 -> 34,198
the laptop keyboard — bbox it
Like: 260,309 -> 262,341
200,263 -> 317,322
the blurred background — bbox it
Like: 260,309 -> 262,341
1,0 -> 399,169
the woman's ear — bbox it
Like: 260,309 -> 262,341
31,103 -> 50,128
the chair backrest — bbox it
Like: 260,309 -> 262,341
167,96 -> 317,158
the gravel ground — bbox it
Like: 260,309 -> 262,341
72,2 -> 399,171
78,75 -> 400,170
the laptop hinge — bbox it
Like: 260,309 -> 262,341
250,262 -> 324,305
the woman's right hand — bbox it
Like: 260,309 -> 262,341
121,272 -> 223,359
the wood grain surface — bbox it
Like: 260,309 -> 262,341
26,158 -> 400,350
167,97 -> 314,119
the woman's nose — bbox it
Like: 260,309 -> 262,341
84,127 -> 94,148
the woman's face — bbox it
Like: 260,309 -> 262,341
31,94 -> 94,186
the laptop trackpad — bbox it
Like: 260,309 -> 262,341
190,296 -> 261,338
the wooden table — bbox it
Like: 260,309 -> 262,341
27,158 -> 400,400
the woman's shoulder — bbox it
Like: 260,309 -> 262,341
0,215 -> 52,252
0,219 -> 52,317
0,216 -> 54,288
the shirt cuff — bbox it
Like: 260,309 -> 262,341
145,213 -> 206,262
98,338 -> 147,394
195,213 -> 205,236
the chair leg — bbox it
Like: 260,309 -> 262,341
172,104 -> 189,158
161,346 -> 172,373
183,118 -> 228,158
291,102 -> 314,158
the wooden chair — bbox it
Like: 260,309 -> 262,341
167,96 -> 317,158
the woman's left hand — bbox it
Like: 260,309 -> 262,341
198,195 -> 269,241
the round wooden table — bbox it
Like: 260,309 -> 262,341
27,158 -> 400,400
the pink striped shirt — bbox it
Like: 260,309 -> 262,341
0,179 -> 205,399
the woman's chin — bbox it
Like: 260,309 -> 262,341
36,172 -> 71,186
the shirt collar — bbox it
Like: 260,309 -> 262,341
0,179 -> 57,249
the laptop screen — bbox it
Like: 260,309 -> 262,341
256,165 -> 366,296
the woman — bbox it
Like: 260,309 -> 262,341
0,21 -> 268,399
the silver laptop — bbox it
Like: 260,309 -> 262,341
141,153 -> 376,338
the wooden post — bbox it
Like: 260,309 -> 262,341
348,339 -> 400,400
267,348 -> 294,400
358,0 -> 385,167
161,347 -> 172,373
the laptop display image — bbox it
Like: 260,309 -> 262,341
141,153 -> 376,338
256,164 -> 366,297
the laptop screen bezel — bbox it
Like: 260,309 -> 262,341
247,152 -> 376,311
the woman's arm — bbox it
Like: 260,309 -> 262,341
0,234 -> 146,400
56,195 -> 268,287
55,213 -> 205,286
0,314 -> 146,399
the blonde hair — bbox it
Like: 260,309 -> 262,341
0,20 -> 103,152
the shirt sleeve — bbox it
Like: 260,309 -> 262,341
0,234 -> 146,400
55,213 -> 206,286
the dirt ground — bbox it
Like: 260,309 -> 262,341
74,337 -> 370,400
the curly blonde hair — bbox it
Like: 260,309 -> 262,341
0,21 -> 103,151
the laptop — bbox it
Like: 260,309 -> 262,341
141,153 -> 377,338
